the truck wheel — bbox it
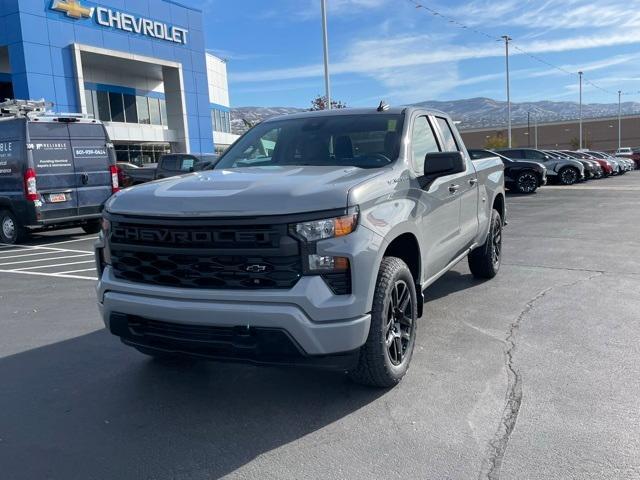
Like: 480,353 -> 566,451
515,171 -> 539,193
82,220 -> 101,235
559,167 -> 579,185
0,209 -> 27,245
468,209 -> 502,279
349,257 -> 418,388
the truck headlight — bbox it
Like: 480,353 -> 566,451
294,211 -> 358,242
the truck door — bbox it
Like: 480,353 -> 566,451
28,122 -> 79,221
68,122 -> 113,217
433,117 -> 479,250
411,115 -> 462,276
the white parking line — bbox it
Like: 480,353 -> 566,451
32,237 -> 98,247
0,269 -> 97,281
0,250 -> 59,260
55,268 -> 97,275
0,253 -> 94,267
0,243 -> 91,254
13,260 -> 96,271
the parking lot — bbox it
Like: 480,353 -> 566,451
0,172 -> 638,480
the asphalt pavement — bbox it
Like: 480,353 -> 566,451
0,172 -> 639,480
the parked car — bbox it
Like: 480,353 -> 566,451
116,162 -> 139,188
0,103 -> 118,244
495,148 -> 584,185
547,150 -> 602,179
469,149 -> 546,193
614,147 -> 640,168
125,153 -> 219,185
584,151 -> 632,173
95,106 -> 506,388
564,151 -> 613,176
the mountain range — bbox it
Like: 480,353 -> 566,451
230,97 -> 640,134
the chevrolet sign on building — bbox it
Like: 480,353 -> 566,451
0,0 -> 238,159
51,0 -> 189,45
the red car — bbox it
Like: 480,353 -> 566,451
615,148 -> 640,168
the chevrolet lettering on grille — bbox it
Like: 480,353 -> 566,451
112,227 -> 271,245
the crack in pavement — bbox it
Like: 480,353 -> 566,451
478,272 -> 604,480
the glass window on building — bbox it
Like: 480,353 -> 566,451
149,97 -> 161,125
85,90 -> 94,118
96,91 -> 111,122
109,92 -> 125,122
136,96 -> 150,124
123,94 -> 138,124
159,99 -> 167,126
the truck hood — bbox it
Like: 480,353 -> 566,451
106,165 -> 385,217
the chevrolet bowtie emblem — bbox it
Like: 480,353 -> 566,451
51,0 -> 94,19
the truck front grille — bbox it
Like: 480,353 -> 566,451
108,217 -> 302,290
111,250 -> 302,289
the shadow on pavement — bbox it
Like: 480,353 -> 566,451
424,269 -> 485,302
0,330 -> 386,480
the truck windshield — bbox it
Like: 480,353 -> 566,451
216,114 -> 405,169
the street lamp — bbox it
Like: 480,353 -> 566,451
502,35 -> 512,147
618,90 -> 622,150
320,0 -> 331,110
578,71 -> 583,149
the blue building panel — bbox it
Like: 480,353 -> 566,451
0,0 -> 215,153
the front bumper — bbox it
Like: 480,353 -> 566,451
98,272 -> 371,357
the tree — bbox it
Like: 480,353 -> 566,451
309,95 -> 347,111
569,136 -> 593,150
484,131 -> 510,149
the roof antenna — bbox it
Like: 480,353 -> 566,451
377,100 -> 390,112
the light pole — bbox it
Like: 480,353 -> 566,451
527,111 -> 531,147
534,117 -> 538,149
618,90 -> 622,150
320,0 -> 331,110
578,71 -> 583,149
502,35 -> 512,147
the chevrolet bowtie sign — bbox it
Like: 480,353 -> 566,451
50,0 -> 189,45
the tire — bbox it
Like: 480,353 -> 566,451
468,209 -> 503,279
82,220 -> 101,235
348,257 -> 418,388
0,209 -> 27,245
514,170 -> 539,194
559,167 -> 579,185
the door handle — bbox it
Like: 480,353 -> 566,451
449,184 -> 460,194
469,178 -> 478,186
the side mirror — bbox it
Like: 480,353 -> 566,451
423,151 -> 465,177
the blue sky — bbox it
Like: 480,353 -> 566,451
192,0 -> 640,108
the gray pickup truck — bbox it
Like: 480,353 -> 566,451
95,106 -> 505,387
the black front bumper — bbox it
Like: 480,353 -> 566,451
109,313 -> 359,370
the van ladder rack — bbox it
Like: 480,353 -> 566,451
0,99 -> 54,119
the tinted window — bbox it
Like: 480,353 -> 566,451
96,91 -> 111,122
435,117 -> 459,151
68,124 -> 106,139
217,114 -> 405,169
123,94 -> 138,124
499,149 -> 523,159
411,116 -> 440,174
160,155 -> 178,171
109,92 -> 125,122
525,150 -> 547,161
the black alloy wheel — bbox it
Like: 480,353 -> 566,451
385,279 -> 414,366
491,214 -> 503,270
559,167 -> 579,185
515,171 -> 539,193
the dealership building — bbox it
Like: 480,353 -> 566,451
0,0 -> 238,163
